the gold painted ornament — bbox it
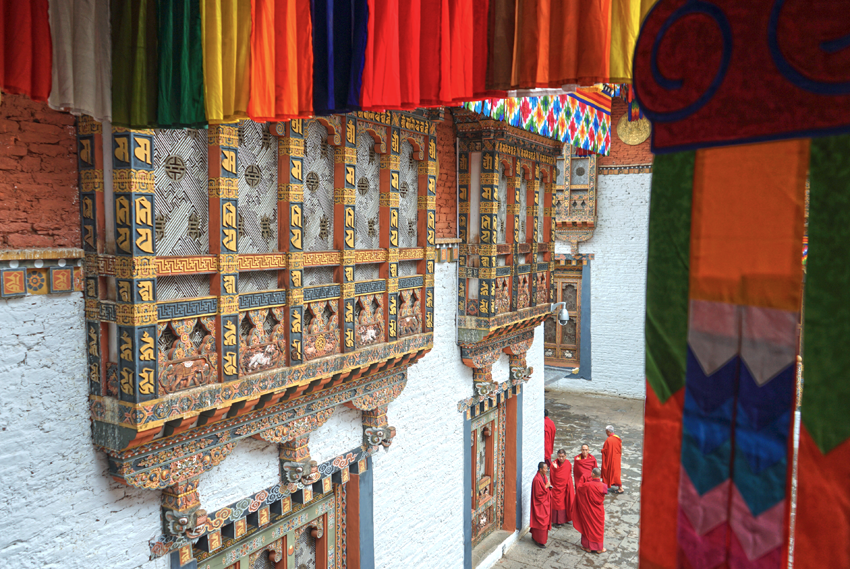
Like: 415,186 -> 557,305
616,115 -> 651,146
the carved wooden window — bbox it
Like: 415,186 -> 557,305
544,274 -> 581,368
156,274 -> 210,301
294,525 -> 318,569
536,173 -> 544,242
303,121 -> 335,252
471,409 -> 499,547
154,129 -> 209,256
238,120 -> 278,254
240,270 -> 277,293
398,260 -> 418,277
398,140 -> 418,248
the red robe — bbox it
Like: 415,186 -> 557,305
529,471 -> 552,545
544,416 -> 556,460
549,457 -> 574,524
573,453 -> 598,487
601,434 -> 623,488
573,476 -> 607,549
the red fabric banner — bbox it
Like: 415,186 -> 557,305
0,0 -> 52,102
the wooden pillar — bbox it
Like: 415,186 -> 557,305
419,127 -> 438,331
112,127 -> 158,403
478,148 -> 499,318
457,148 -> 470,316
278,119 -> 306,365
380,122 -> 400,342
208,123 -> 240,382
78,117 -> 106,396
335,115 -> 358,353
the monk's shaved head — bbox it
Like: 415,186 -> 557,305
581,444 -> 589,450
538,462 -> 547,471
557,449 -> 567,455
592,467 -> 601,478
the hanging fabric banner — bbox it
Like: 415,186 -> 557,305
48,0 -> 112,122
1,0 -> 53,103
641,140 -> 809,569
111,0 -> 158,128
463,89 -> 612,155
633,0 -> 850,154
201,0 -> 251,124
157,0 -> 206,128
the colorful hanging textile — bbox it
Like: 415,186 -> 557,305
1,0 -> 52,103
48,0 -> 112,122
359,0 -> 400,110
463,89 -> 612,155
248,0 -> 313,121
641,140 -> 809,569
633,0 -> 850,154
111,0 -> 158,128
157,0 -> 206,128
795,134 -> 850,569
201,0 -> 251,123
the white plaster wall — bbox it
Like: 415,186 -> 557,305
0,294 -> 167,569
198,438 -> 280,512
552,173 -> 652,399
309,404 -> 363,465
521,331 -> 545,529
371,262 -> 546,568
372,260 -> 471,569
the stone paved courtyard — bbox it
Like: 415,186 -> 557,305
495,387 -> 645,569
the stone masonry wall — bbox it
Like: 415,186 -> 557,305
0,93 -> 79,249
552,173 -> 652,399
435,112 -> 457,239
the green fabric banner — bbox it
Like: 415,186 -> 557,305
645,152 -> 694,404
803,134 -> 850,454
112,0 -> 158,128
157,0 -> 206,128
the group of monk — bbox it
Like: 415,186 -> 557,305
530,409 -> 624,553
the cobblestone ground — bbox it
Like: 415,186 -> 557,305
495,389 -> 645,569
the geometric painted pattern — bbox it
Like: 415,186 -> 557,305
303,121 -> 334,253
398,140 -> 418,249
238,120 -> 278,254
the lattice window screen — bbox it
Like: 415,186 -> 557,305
399,140 -> 418,248
496,162 -> 507,244
238,121 -> 278,254
304,266 -> 336,286
355,133 -> 380,250
556,157 -> 565,186
294,529 -> 317,569
239,271 -> 277,293
354,263 -> 380,282
303,121 -> 335,252
398,260 -> 418,276
157,275 -> 210,301
154,129 -> 209,255
518,177 -> 527,242
251,552 -> 274,569
571,157 -> 590,185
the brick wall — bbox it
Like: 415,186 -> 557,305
598,99 -> 653,168
435,112 -> 457,239
0,94 -> 79,250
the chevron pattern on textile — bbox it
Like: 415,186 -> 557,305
154,129 -> 209,256
678,300 -> 796,569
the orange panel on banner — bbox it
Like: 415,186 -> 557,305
689,141 -> 809,311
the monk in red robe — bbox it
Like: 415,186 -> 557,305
574,467 -> 608,553
549,449 -> 575,526
544,409 -> 556,462
601,425 -> 624,493
573,444 -> 598,487
529,461 -> 552,547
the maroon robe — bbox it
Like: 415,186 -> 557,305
573,452 -> 598,487
529,470 -> 552,545
601,434 -> 623,488
549,457 -> 574,524
574,476 -> 607,551
544,416 -> 556,460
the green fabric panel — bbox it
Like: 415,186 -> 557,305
157,0 -> 206,128
112,0 -> 159,128
802,134 -> 850,454
645,151 -> 695,403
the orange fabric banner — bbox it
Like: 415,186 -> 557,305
689,141 -> 809,311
